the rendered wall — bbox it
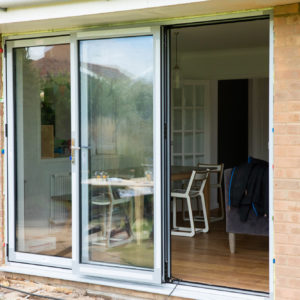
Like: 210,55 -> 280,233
274,3 -> 300,300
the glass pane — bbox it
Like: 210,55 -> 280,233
184,109 -> 193,130
195,132 -> 204,153
80,36 -> 154,269
195,109 -> 204,130
173,133 -> 182,154
184,132 -> 193,153
173,155 -> 182,166
15,45 -> 71,258
173,109 -> 182,130
173,89 -> 182,107
184,155 -> 194,166
184,85 -> 193,106
195,85 -> 204,106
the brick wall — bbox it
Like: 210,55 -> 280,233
274,3 -> 300,300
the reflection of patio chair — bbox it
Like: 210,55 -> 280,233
50,172 -> 71,227
91,185 -> 133,247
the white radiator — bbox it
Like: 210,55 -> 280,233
50,172 -> 71,225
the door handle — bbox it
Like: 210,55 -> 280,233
71,146 -> 81,150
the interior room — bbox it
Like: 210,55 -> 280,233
170,19 -> 270,292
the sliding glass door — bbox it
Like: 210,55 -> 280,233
7,27 -> 161,282
80,36 -> 154,268
7,37 -> 72,267
76,28 -> 161,282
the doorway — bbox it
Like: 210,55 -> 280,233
166,18 -> 270,292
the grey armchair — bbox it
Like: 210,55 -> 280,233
224,168 -> 269,253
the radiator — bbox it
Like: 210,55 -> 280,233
50,172 -> 72,225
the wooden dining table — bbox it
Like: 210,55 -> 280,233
171,166 -> 217,225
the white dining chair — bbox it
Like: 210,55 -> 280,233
196,163 -> 224,222
171,170 -> 209,237
91,184 -> 133,247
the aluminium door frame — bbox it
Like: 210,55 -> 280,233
162,13 -> 274,298
72,26 -> 163,284
6,36 -> 72,269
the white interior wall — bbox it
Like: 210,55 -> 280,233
248,78 -> 269,162
180,47 -> 269,80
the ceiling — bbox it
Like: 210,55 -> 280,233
172,19 -> 269,52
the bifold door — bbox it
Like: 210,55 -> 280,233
7,37 -> 72,268
7,27 -> 162,283
75,27 -> 162,283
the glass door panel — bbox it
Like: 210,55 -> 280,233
14,44 -> 72,258
80,36 -> 154,269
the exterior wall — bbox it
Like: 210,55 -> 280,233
274,3 -> 300,300
1,2 -> 300,299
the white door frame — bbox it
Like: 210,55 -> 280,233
72,26 -> 162,284
164,14 -> 274,297
6,36 -> 72,269
6,27 -> 162,284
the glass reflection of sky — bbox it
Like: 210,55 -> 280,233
28,46 -> 54,60
80,36 -> 153,81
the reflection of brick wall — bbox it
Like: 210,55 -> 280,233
274,4 -> 300,300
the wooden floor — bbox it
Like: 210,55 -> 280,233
171,220 -> 269,292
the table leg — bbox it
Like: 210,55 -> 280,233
134,194 -> 144,245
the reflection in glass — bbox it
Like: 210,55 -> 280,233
15,45 -> 71,257
80,36 -> 154,269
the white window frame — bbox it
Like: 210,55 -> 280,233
72,26 -> 162,284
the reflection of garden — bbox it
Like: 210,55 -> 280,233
90,240 -> 154,268
84,62 -> 154,269
86,67 -> 153,172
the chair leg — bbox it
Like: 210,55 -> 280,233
229,232 -> 236,254
219,187 -> 224,220
107,203 -> 113,247
200,193 -> 209,233
172,197 -> 177,229
182,200 -> 186,221
186,196 -> 195,237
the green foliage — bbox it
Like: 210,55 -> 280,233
86,72 -> 153,169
